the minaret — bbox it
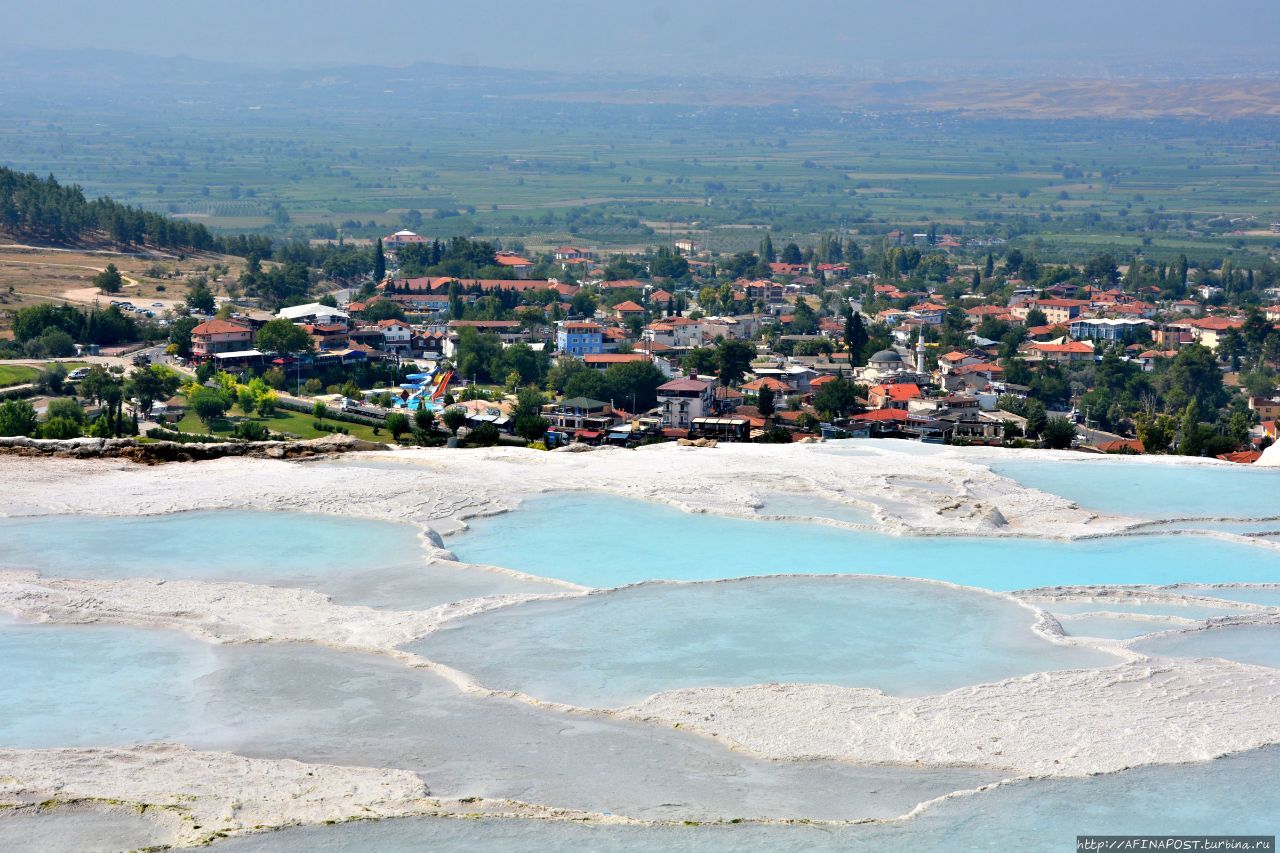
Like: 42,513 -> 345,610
915,335 -> 926,376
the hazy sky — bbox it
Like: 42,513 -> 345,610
4,0 -> 1278,76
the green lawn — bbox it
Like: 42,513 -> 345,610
0,361 -> 97,388
174,404 -> 384,442
0,365 -> 39,388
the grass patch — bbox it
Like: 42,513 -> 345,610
174,404 -> 383,442
0,365 -> 39,388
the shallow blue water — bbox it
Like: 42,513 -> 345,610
757,492 -> 876,525
0,623 -> 994,821
211,747 -> 1280,853
1044,600 -> 1250,619
0,510 -> 422,577
1133,624 -> 1280,669
447,494 -> 1280,590
0,808 -> 172,853
989,459 -> 1280,519
0,615 -> 216,748
410,577 -> 1117,706
0,510 -> 558,609
1059,615 -> 1171,640
1189,586 -> 1280,607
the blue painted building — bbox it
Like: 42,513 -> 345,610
557,321 -> 604,357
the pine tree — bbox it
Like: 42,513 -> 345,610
971,268 -> 981,290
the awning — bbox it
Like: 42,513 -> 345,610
576,430 -> 601,439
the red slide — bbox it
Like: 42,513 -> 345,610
430,370 -> 453,401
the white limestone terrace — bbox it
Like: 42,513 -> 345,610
0,744 -> 638,849
0,440 -> 1140,540
620,658 -> 1280,777
1,443 -> 1280,843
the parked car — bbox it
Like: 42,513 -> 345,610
132,354 -> 151,366
67,367 -> 91,380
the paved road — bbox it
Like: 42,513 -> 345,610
0,346 -> 171,373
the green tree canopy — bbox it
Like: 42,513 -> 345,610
813,378 -> 863,419
255,318 -> 314,355
0,399 -> 38,436
188,386 -> 230,431
715,339 -> 755,387
93,264 -> 123,294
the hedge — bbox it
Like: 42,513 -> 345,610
275,397 -> 386,427
145,427 -> 224,444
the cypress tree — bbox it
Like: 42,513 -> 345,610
761,234 -> 776,262
373,238 -> 386,282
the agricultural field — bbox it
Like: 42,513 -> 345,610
1,55 -> 1278,269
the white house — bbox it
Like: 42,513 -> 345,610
657,376 -> 716,430
377,319 -> 412,354
277,303 -> 350,329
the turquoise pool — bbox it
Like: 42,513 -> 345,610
447,494 -> 1280,590
0,615 -> 216,748
1132,623 -> 1280,669
0,622 -> 995,821
410,576 -> 1117,707
0,510 -> 561,609
989,459 -> 1280,519
211,747 -> 1280,852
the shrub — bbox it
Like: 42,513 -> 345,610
46,398 -> 85,423
386,412 -> 410,440
232,420 -> 270,441
755,426 -> 793,444
466,422 -> 501,447
0,399 -> 39,436
39,416 -> 82,439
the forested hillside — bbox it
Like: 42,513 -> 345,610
0,167 -> 270,255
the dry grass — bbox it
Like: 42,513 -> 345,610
0,245 -> 249,332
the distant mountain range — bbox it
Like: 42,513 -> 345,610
1,47 -> 1277,120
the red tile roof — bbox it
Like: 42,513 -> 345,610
852,408 -> 911,422
1188,316 -> 1245,331
1097,439 -> 1145,454
869,382 -> 922,402
658,377 -> 713,393
1031,341 -> 1094,354
584,353 -> 650,364
741,377 -> 796,393
192,319 -> 251,336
